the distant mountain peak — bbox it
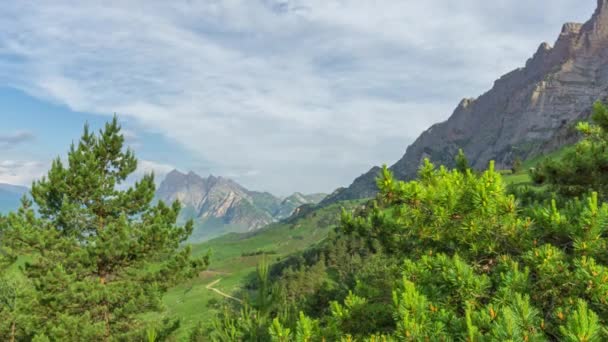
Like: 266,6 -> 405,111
561,22 -> 583,36
594,0 -> 608,17
156,170 -> 326,241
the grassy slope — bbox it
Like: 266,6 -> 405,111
500,146 -> 575,186
162,200 -> 365,338
164,148 -> 575,338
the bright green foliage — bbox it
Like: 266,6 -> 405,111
573,257 -> 608,317
329,291 -> 370,335
213,147 -> 608,340
6,111 -> 608,340
146,328 -> 158,342
392,280 -> 449,341
295,311 -> 316,342
529,195 -> 608,268
257,255 -> 273,315
269,317 -> 291,342
209,306 -> 245,341
559,299 -> 603,342
344,160 -> 532,260
533,101 -> 608,198
0,118 -> 207,340
489,294 -> 545,342
402,254 -> 491,311
209,255 -> 285,341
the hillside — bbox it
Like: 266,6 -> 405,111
161,150 -> 553,339
323,0 -> 608,205
160,199 -> 365,338
156,170 -> 326,241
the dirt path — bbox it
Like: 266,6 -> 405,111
206,278 -> 242,303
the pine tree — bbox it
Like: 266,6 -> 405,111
455,148 -> 470,173
268,317 -> 291,342
0,275 -> 31,342
512,156 -> 523,174
559,300 -> 603,342
534,101 -> 608,198
1,117 -> 207,340
295,311 -> 316,342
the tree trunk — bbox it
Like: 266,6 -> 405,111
100,275 -> 111,341
10,321 -> 15,342
98,216 -> 111,341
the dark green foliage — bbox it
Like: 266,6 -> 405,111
242,250 -> 278,257
455,148 -> 470,173
0,275 -> 34,341
512,156 -> 523,173
0,118 -> 207,340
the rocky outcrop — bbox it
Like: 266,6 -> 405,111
156,170 -> 326,240
275,192 -> 327,218
318,167 -> 380,207
323,0 -> 608,204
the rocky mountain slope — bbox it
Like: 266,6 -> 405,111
156,170 -> 326,241
0,183 -> 28,213
322,0 -> 608,205
275,192 -> 327,218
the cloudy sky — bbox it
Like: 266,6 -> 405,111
0,1 -> 597,195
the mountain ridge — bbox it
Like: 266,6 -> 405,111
156,169 -> 326,241
322,0 -> 608,205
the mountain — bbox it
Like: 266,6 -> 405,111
0,183 -> 28,214
156,170 -> 326,241
322,0 -> 608,205
274,192 -> 328,218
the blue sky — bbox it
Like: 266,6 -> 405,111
0,1 -> 596,196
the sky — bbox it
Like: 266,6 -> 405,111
0,1 -> 597,196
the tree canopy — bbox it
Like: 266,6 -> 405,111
0,117 -> 207,341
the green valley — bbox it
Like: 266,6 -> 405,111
161,200 -> 365,339
4,1 -> 608,340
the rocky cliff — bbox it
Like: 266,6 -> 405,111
156,170 -> 326,241
275,192 -> 327,218
323,0 -> 608,205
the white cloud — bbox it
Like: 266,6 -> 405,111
0,160 -> 48,186
0,0 -> 596,194
0,130 -> 35,147
134,159 -> 175,184
0,158 -> 175,188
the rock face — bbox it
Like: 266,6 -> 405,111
323,1 -> 608,204
156,170 -> 326,241
276,192 -> 327,218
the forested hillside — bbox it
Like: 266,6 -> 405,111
4,1 -> 608,342
4,105 -> 608,340
201,103 -> 608,341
